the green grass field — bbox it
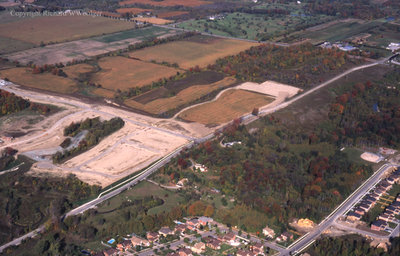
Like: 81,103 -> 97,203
177,4 -> 331,41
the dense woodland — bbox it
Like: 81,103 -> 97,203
211,43 -> 357,87
320,70 -> 400,148
0,160 -> 100,246
0,89 -> 50,117
308,235 -> 400,256
53,117 -> 125,163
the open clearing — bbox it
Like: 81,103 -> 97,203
238,80 -> 301,98
124,76 -> 237,115
61,122 -> 188,186
4,26 -> 177,65
130,35 -> 259,69
0,68 -> 78,94
179,89 -> 274,125
91,56 -> 180,91
119,0 -> 210,7
0,15 -> 134,45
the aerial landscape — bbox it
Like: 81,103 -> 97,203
0,0 -> 400,255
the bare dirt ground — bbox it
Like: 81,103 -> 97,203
0,82 -> 212,187
1,79 -> 299,187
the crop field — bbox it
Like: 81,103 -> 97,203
158,11 -> 189,19
0,15 -> 134,45
134,17 -> 172,25
177,3 -> 332,40
0,35 -> 35,54
116,7 -> 150,14
93,26 -> 173,43
4,26 -> 177,66
91,56 -> 180,92
130,35 -> 258,69
0,68 -> 78,94
124,76 -> 237,115
119,0 -> 210,7
63,63 -> 95,79
179,89 -> 274,126
296,20 -> 384,44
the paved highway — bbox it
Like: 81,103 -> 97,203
285,164 -> 396,255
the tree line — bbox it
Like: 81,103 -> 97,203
209,43 -> 356,87
52,117 -> 125,163
0,89 -> 51,117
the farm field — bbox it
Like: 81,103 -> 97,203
63,63 -> 95,79
91,56 -> 180,92
116,7 -> 150,14
178,89 -> 274,126
130,35 -> 259,69
4,26 -> 177,65
300,20 -> 383,43
0,67 -> 78,94
134,17 -> 172,25
177,3 -> 332,41
0,15 -> 135,45
124,76 -> 237,115
158,11 -> 189,19
119,0 -> 210,7
0,35 -> 35,54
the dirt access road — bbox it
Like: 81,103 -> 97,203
0,81 -> 211,187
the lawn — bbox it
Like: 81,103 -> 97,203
90,56 -> 180,92
178,89 -> 274,126
124,76 -> 237,115
129,35 -> 259,69
0,67 -> 78,94
0,15 -> 134,45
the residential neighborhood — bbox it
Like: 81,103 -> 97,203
91,216 -> 286,256
346,168 -> 400,233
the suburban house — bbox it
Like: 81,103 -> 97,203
177,247 -> 193,256
187,218 -> 200,228
146,231 -> 159,243
198,216 -> 213,226
250,242 -> 264,254
262,225 -> 275,238
354,207 -> 365,216
276,231 -> 293,242
359,202 -> 372,212
103,248 -> 118,256
221,232 -> 236,243
174,224 -> 187,235
191,242 -> 206,254
347,212 -> 362,222
371,219 -> 388,231
194,163 -> 208,172
177,178 -> 188,187
116,239 -> 133,251
159,227 -> 174,236
131,236 -> 150,247
236,249 -> 256,256
204,236 -> 222,250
